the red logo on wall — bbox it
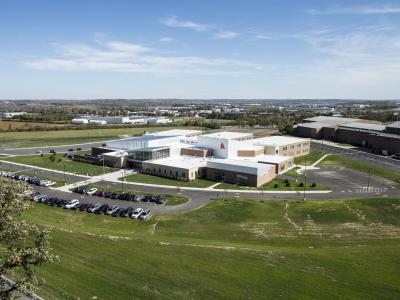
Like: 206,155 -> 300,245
220,143 -> 225,150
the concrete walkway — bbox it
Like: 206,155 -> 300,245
296,154 -> 331,174
0,159 -> 91,178
55,169 -> 136,192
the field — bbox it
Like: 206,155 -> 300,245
0,126 -> 195,148
2,153 -> 116,176
21,197 -> 400,299
216,177 -> 329,190
123,173 -> 215,188
0,120 -> 67,131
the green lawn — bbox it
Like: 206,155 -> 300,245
294,150 -> 326,165
123,173 -> 215,188
20,197 -> 400,299
82,183 -> 190,206
215,177 -> 329,191
2,153 -> 116,176
0,126 -> 199,148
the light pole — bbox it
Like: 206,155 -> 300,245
303,158 -> 307,201
367,168 -> 371,191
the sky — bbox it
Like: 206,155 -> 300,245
1,0 -> 400,100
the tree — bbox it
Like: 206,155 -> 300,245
0,177 -> 56,299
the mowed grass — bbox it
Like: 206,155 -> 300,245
2,153 -> 116,175
123,173 -> 215,188
216,177 -> 330,190
0,126 -> 194,148
21,197 -> 400,300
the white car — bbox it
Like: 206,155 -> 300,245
40,180 -> 56,187
64,199 -> 79,209
86,188 -> 98,195
130,208 -> 143,219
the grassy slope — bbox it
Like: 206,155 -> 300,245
123,173 -> 215,188
0,126 -> 195,148
2,153 -> 116,176
216,177 -> 329,190
22,197 -> 400,300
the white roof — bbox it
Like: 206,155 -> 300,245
253,154 -> 292,164
201,131 -> 253,140
144,156 -> 207,169
339,122 -> 386,132
252,135 -> 309,147
207,158 -> 272,176
145,129 -> 202,137
303,116 -> 359,125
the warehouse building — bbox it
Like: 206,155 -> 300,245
294,116 -> 400,155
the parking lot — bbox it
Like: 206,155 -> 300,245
305,165 -> 395,194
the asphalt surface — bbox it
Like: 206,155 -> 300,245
311,142 -> 400,172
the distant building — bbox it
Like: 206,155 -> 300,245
293,116 -> 400,155
0,112 -> 27,118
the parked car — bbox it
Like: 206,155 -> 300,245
80,203 -> 92,211
64,199 -> 79,209
139,209 -> 151,220
86,188 -> 98,195
111,207 -> 122,217
106,205 -> 120,215
88,203 -> 102,213
95,204 -> 109,215
40,180 -> 56,187
94,190 -> 104,197
130,208 -> 143,219
120,207 -> 133,218
392,153 -> 400,160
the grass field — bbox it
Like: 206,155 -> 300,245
294,150 -> 325,165
83,183 -> 190,205
2,153 -> 116,176
215,177 -> 329,190
123,173 -> 215,188
20,197 -> 400,299
0,126 -> 195,148
0,120 -> 67,131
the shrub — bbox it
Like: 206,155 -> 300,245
298,182 -> 304,187
273,183 -> 279,188
311,182 -> 317,187
283,179 -> 289,184
285,182 -> 290,187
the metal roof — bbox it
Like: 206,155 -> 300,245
339,122 -> 386,132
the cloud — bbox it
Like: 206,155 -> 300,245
159,37 -> 174,42
305,5 -> 400,15
214,31 -> 238,39
161,16 -> 209,31
24,38 -> 264,75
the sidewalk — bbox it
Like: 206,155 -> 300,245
54,169 -> 136,192
296,154 -> 331,174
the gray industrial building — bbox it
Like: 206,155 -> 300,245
293,116 -> 400,155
